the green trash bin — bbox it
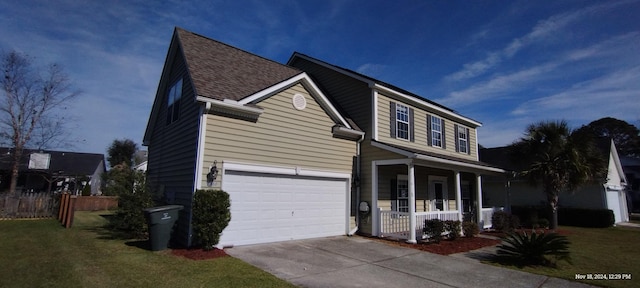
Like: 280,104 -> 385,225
143,205 -> 183,251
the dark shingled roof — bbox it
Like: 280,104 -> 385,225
0,148 -> 105,176
176,28 -> 302,101
290,52 -> 456,113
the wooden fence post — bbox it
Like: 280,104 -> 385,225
64,196 -> 77,228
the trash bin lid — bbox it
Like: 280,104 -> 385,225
143,205 -> 184,213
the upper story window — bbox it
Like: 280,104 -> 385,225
430,116 -> 443,148
166,78 -> 183,125
455,124 -> 470,154
396,104 -> 409,140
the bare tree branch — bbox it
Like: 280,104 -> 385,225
1,50 -> 80,196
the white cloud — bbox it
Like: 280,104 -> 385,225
356,63 -> 386,77
445,1 -> 635,82
511,66 -> 640,122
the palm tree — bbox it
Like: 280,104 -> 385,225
511,120 -> 605,229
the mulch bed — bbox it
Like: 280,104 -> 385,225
483,228 -> 572,239
377,236 -> 501,255
171,247 -> 228,260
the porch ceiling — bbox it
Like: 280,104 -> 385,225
371,140 -> 505,175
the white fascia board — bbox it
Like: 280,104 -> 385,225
372,90 -> 379,141
372,84 -> 482,127
332,126 -> 365,139
609,140 -> 628,184
237,73 -> 352,129
196,96 -> 264,116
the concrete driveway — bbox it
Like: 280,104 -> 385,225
226,236 -> 593,288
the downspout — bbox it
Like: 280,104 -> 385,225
348,133 -> 365,236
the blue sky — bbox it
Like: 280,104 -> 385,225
1,0 -> 639,154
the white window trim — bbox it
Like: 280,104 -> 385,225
396,175 -> 409,213
431,115 -> 443,148
458,125 -> 469,154
396,103 -> 409,140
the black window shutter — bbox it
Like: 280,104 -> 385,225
454,124 -> 459,152
409,108 -> 415,142
426,114 -> 432,146
390,102 -> 396,138
442,119 -> 447,149
466,128 -> 471,154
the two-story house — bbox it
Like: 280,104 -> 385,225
143,28 -> 363,248
288,54 -> 505,242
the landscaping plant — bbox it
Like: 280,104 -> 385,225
192,189 -> 231,250
423,219 -> 444,243
443,220 -> 461,240
496,231 -> 571,267
462,221 -> 479,237
109,170 -> 154,238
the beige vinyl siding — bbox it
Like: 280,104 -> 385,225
289,57 -> 372,138
146,47 -> 200,247
377,93 -> 477,161
200,83 -> 356,187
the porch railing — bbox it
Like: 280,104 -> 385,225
480,207 -> 504,229
380,208 -> 505,240
379,209 -> 460,240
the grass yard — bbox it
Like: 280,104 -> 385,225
490,225 -> 640,288
0,211 -> 295,288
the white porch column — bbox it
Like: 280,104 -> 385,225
455,171 -> 463,222
476,174 -> 483,228
407,162 -> 417,244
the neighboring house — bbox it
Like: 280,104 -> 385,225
143,28 -> 363,248
480,139 -> 630,224
288,53 -> 505,242
0,148 -> 106,195
621,156 -> 640,213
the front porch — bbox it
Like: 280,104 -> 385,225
378,208 -> 503,240
370,155 -> 505,243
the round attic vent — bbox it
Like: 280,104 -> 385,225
292,93 -> 307,110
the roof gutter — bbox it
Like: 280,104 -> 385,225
197,96 -> 264,120
332,126 -> 365,140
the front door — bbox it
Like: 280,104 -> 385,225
429,176 -> 448,211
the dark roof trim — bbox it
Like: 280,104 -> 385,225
288,52 -> 482,127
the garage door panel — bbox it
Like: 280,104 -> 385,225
219,170 -> 348,247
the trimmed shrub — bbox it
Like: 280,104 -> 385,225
109,171 -> 154,238
81,184 -> 91,196
497,231 -> 571,267
443,220 -> 461,240
558,207 -> 614,228
192,189 -> 231,250
491,211 -> 520,232
423,219 -> 444,243
462,221 -> 479,237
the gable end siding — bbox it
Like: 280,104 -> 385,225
200,83 -> 357,187
146,49 -> 200,247
289,58 -> 372,138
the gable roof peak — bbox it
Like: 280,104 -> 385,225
174,27 -> 302,102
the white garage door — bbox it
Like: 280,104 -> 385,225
219,170 -> 349,247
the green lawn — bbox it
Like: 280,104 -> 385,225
0,211 -> 295,288
490,225 -> 640,288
